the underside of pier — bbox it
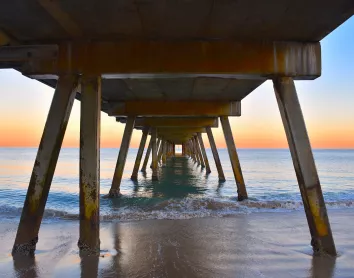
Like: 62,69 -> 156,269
1,0 -> 353,258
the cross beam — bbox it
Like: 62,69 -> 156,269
117,117 -> 218,128
0,41 -> 321,79
109,101 -> 240,117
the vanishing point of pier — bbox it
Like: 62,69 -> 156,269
1,0 -> 353,258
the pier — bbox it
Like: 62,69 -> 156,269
1,1 -> 353,258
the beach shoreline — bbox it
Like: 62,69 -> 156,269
1,209 -> 353,277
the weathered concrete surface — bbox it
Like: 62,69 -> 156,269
11,41 -> 321,80
117,117 -> 219,128
273,77 -> 336,256
220,116 -> 248,201
78,76 -> 101,255
151,128 -> 158,180
157,139 -> 164,164
194,136 -> 205,168
141,136 -> 152,172
206,127 -> 225,182
150,138 -> 161,169
197,133 -> 211,174
12,75 -> 78,256
109,101 -> 241,117
0,1 -> 352,42
162,141 -> 167,166
131,127 -> 149,180
109,116 -> 135,197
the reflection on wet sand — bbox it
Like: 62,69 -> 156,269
76,216 -> 337,278
310,255 -> 336,278
1,210 -> 349,278
80,254 -> 99,278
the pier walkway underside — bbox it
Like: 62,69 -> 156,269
1,0 -> 353,258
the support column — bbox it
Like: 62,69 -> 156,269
195,136 -> 204,167
220,116 -> 248,201
151,128 -> 158,180
158,139 -> 164,164
109,116 -> 135,197
12,75 -> 78,256
192,139 -> 199,164
78,76 -> 101,255
206,127 -> 226,182
273,77 -> 336,256
182,144 -> 185,156
150,138 -> 161,168
141,136 -> 152,172
197,133 -> 211,174
131,127 -> 149,180
162,141 -> 167,165
190,140 -> 196,162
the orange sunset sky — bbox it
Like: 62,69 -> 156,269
0,18 -> 354,149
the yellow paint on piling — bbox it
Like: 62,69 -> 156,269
307,189 -> 329,237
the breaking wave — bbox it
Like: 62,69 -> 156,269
1,198 -> 354,222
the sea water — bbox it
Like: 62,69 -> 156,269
0,148 -> 353,221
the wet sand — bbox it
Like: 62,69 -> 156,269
1,209 -> 354,278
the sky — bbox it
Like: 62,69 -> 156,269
0,17 -> 353,149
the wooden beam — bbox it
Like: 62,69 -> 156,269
109,101 -> 241,117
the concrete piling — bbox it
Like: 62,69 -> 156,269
12,75 -> 78,256
206,127 -> 226,182
78,76 -> 101,255
141,136 -> 152,172
273,77 -> 336,256
151,128 -> 159,180
150,138 -> 161,169
220,116 -> 248,201
109,116 -> 135,197
195,136 -> 205,167
157,139 -> 164,165
131,127 -> 149,180
162,141 -> 167,165
197,133 -> 211,174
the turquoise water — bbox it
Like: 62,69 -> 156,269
0,148 -> 353,221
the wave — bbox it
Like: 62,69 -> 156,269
1,199 -> 354,222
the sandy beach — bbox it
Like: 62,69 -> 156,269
0,209 -> 353,278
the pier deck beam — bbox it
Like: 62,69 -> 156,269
151,128 -> 158,180
273,77 -> 336,256
206,127 -> 226,182
141,137 -> 152,172
109,116 -> 135,197
12,75 -> 78,256
131,127 -> 149,180
220,116 -> 248,201
78,76 -> 101,255
197,133 -> 211,174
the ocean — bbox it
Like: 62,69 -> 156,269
1,148 -> 354,222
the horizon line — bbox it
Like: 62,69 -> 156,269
0,146 -> 353,150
